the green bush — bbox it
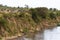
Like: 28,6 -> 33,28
0,17 -> 12,33
30,7 -> 48,19
35,7 -> 48,18
30,8 -> 38,23
0,17 -> 7,26
49,12 -> 56,19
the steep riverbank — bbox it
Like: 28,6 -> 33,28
0,15 -> 60,40
0,6 -> 60,40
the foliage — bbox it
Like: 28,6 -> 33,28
30,8 -> 39,23
36,7 -> 48,18
0,5 -> 60,37
49,12 -> 56,19
0,17 -> 7,26
30,7 -> 48,19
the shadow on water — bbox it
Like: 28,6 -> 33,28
7,32 -> 44,40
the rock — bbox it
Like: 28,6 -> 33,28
36,27 -> 40,31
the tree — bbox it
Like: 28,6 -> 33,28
49,12 -> 56,19
30,8 -> 38,22
49,8 -> 53,11
25,4 -> 29,9
35,7 -> 48,18
53,8 -> 57,11
17,6 -> 20,8
0,4 -> 3,6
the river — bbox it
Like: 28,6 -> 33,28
7,26 -> 60,40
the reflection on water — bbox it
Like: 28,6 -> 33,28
34,32 -> 44,40
7,26 -> 60,40
21,32 -> 44,40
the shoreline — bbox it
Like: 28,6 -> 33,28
1,22 -> 59,40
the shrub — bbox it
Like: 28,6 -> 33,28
0,17 -> 7,26
30,8 -> 40,23
35,7 -> 48,18
49,12 -> 56,19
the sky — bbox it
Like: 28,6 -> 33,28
0,0 -> 60,9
